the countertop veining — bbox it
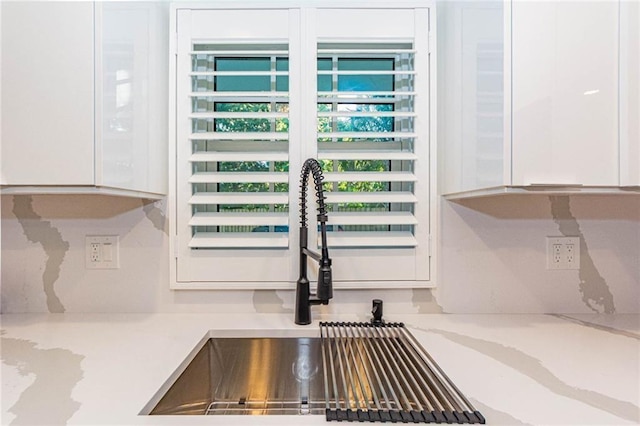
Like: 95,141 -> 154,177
1,313 -> 638,425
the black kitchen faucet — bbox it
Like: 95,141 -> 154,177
295,158 -> 333,325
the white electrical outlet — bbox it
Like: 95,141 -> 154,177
86,236 -> 119,269
546,237 -> 580,270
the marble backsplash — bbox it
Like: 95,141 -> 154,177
1,194 -> 638,314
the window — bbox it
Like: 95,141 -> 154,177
171,5 -> 434,289
189,46 -> 291,249
317,44 -> 419,248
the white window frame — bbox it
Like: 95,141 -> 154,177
169,1 -> 438,290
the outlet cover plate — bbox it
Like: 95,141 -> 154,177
546,236 -> 580,270
85,235 -> 119,269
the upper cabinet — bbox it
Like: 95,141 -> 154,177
439,0 -> 639,198
1,2 -> 168,199
511,1 -> 618,187
620,0 -> 640,187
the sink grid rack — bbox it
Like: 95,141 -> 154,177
320,322 -> 486,424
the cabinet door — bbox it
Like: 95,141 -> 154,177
511,2 -> 619,186
620,1 -> 640,187
439,1 -> 506,195
96,2 -> 168,195
1,2 -> 94,185
460,5 -> 505,191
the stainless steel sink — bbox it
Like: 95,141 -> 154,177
143,330 -> 325,416
143,325 -> 485,423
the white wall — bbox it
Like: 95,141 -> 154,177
1,194 -> 638,314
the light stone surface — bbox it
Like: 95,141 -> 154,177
1,313 -> 638,426
1,194 -> 639,315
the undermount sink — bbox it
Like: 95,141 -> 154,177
142,325 -> 486,424
142,329 -> 325,416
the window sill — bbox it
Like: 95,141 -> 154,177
170,280 -> 435,290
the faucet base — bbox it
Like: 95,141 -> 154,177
295,279 -> 312,325
295,317 -> 312,326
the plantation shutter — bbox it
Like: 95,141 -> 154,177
188,46 -> 290,249
172,6 -> 432,288
310,7 -> 431,285
317,44 -> 419,248
174,9 -> 296,285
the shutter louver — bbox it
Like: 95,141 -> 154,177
189,44 -> 290,249
317,44 -> 419,248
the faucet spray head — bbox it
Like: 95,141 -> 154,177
317,257 -> 333,302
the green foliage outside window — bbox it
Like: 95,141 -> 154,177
215,102 -> 289,195
193,55 -> 409,228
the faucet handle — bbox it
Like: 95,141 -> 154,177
371,299 -> 384,325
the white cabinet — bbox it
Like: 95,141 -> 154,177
620,0 -> 640,187
440,1 -> 634,198
1,2 -> 167,198
511,1 -> 618,187
1,2 -> 94,187
439,2 -> 505,193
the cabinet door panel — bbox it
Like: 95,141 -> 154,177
1,2 -> 94,185
511,2 -> 618,186
460,6 -> 505,190
620,1 -> 640,186
96,3 -> 168,194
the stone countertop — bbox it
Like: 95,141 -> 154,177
1,313 -> 638,425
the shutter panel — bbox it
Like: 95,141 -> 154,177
189,44 -> 290,249
317,44 -> 418,248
